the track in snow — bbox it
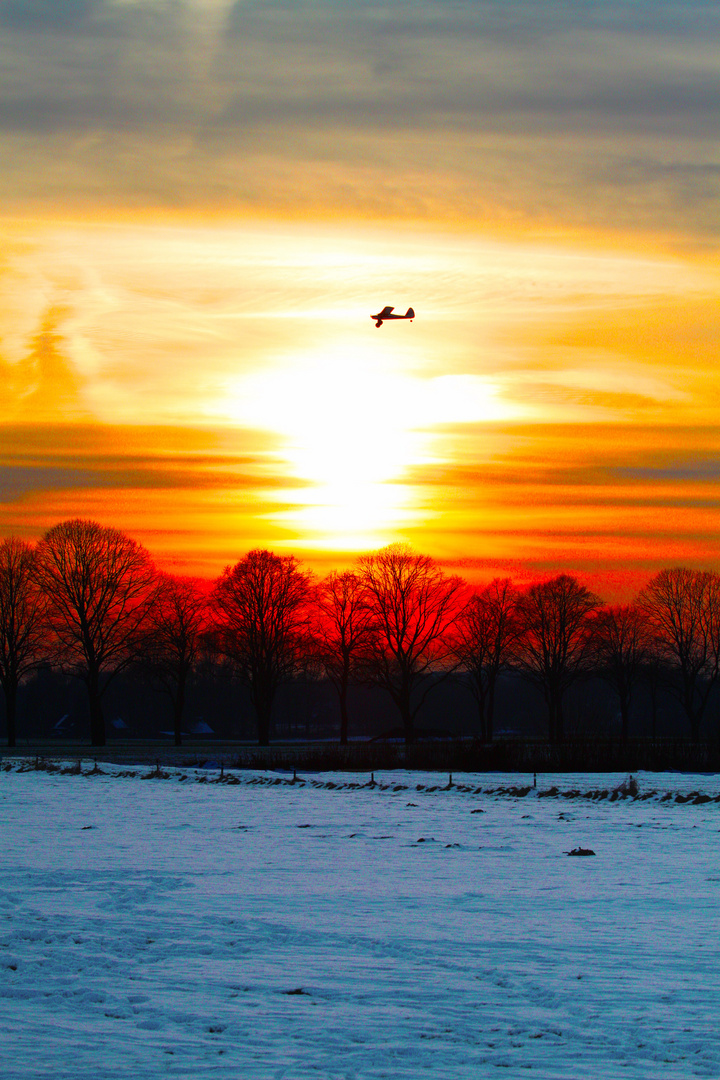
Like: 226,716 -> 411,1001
1,768 -> 719,1078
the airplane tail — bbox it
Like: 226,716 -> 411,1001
405,307 -> 415,319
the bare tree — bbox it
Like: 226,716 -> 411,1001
515,574 -> 600,743
452,578 -> 519,742
34,519 -> 158,747
143,574 -> 210,747
592,604 -> 650,741
212,549 -> 313,745
0,537 -> 48,747
312,570 -> 375,744
357,544 -> 464,744
639,568 -> 720,741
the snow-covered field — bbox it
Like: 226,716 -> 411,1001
2,764 -> 720,1079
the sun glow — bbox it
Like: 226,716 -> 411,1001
2,216 -> 718,580
215,341 -> 517,548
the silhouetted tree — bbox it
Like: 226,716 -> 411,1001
357,545 -> 464,744
593,604 -> 650,741
312,570 -> 375,744
515,574 -> 600,743
143,574 -> 210,746
34,519 -> 158,746
212,549 -> 313,745
452,578 -> 519,742
639,568 -> 720,741
0,537 -> 48,747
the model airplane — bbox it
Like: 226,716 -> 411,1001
371,305 -> 415,328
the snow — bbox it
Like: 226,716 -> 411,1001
2,764 -> 720,1078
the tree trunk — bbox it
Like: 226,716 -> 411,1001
684,677 -> 702,742
257,715 -> 271,745
648,674 -> 658,739
338,676 -> 349,745
173,673 -> 186,747
477,697 -> 487,743
486,672 -> 497,743
545,690 -> 556,744
547,687 -> 563,744
4,680 -> 17,748
252,672 -> 274,746
620,685 -> 631,742
87,673 -> 106,747
256,697 -> 272,746
474,676 -> 488,742
399,682 -> 415,745
556,696 -> 565,742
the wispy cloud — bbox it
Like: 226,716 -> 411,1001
0,0 -> 717,239
0,7 -> 718,582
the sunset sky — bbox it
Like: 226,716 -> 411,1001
1,0 -> 719,596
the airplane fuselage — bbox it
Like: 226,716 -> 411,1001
371,306 -> 415,327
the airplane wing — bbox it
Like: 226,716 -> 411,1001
379,306 -> 394,316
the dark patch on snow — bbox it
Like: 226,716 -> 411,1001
613,777 -> 639,798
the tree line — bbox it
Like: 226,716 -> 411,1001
1,518 -> 719,749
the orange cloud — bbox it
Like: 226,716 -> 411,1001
0,217 -> 717,596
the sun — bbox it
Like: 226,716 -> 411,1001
213,338 -> 518,550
